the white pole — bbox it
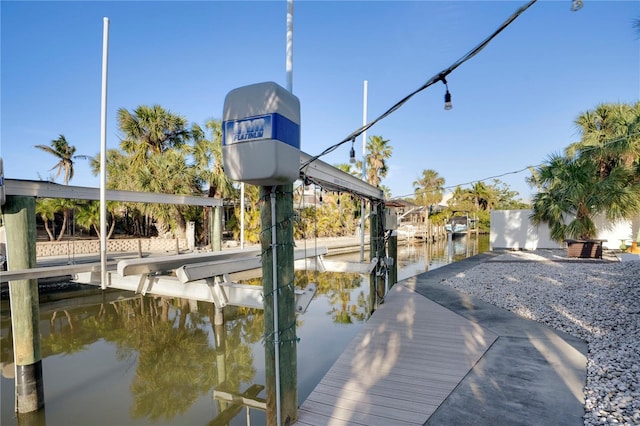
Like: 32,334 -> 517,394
270,190 -> 282,426
240,183 -> 245,249
286,0 -> 294,92
99,17 -> 109,290
271,3 -> 293,423
360,80 -> 368,262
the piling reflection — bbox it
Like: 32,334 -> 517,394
114,298 -> 215,421
243,270 -> 370,326
2,295 -> 264,424
1,270 -> 368,425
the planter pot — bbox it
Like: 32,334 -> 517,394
630,241 -> 640,254
565,239 -> 606,259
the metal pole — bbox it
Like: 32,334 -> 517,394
360,80 -> 368,261
286,0 -> 293,92
99,17 -> 109,290
240,183 -> 245,249
270,190 -> 282,426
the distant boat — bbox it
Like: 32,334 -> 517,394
445,216 -> 468,237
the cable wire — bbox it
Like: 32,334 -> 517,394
392,132 -> 640,200
300,0 -> 538,171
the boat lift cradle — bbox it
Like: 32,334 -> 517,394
72,246 -> 377,314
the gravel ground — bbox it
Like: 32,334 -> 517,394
439,250 -> 640,426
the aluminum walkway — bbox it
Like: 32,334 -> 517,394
296,252 -> 588,426
296,281 -> 498,425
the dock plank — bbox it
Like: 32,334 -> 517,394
296,281 -> 498,425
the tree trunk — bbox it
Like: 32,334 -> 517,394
55,209 -> 68,241
42,219 -> 55,241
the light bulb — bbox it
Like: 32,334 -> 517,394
444,90 -> 453,110
349,146 -> 356,163
571,0 -> 583,11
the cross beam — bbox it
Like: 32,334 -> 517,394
4,179 -> 223,207
299,152 -> 383,201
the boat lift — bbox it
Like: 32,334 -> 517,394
3,150 -> 384,314
69,245 -> 377,314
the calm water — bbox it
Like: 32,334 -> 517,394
1,235 -> 488,426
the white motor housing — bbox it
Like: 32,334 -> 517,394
222,81 -> 300,186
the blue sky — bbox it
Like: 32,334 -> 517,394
2,1 -> 638,202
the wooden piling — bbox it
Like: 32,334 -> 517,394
369,202 -> 386,312
260,185 -> 297,425
388,230 -> 398,287
2,196 -> 45,413
368,203 -> 376,313
211,206 -> 222,252
213,306 -> 224,326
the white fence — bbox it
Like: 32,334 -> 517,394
490,209 -> 639,250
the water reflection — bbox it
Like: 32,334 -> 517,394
253,271 -> 369,325
1,236 -> 488,426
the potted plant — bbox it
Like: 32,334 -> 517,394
631,227 -> 640,254
529,153 -> 640,258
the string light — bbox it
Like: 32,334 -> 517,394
349,138 -> 356,164
299,0 -> 538,171
442,77 -> 453,110
571,0 -> 583,12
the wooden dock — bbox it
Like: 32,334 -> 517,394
296,280 -> 498,425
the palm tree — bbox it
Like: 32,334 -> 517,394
118,105 -> 192,166
413,169 -> 445,208
35,135 -> 89,240
530,102 -> 640,243
36,198 -> 59,241
469,182 -> 498,212
35,198 -> 72,241
529,152 -> 640,242
447,185 -> 474,213
365,135 -> 392,187
134,149 -> 200,238
567,102 -> 640,179
34,134 -> 88,185
191,119 -> 236,200
115,104 -> 204,238
190,119 -> 237,246
75,201 -> 117,239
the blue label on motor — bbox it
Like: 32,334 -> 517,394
223,113 -> 300,148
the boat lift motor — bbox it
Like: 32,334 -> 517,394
222,81 -> 301,186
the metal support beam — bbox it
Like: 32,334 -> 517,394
299,152 -> 383,200
5,179 -> 223,207
72,271 -> 316,312
294,257 -> 378,274
176,247 -> 327,283
6,159 -> 380,206
117,248 -> 261,277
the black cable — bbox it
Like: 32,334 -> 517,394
299,0 -> 538,171
394,132 -> 640,200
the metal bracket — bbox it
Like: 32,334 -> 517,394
207,275 -> 230,308
136,274 -> 157,296
295,283 -> 317,314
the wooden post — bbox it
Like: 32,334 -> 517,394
210,206 -> 222,252
368,202 -> 377,313
2,196 -> 45,413
388,230 -> 398,287
260,185 -> 297,425
213,322 -> 229,415
213,306 -> 224,326
369,201 -> 386,312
